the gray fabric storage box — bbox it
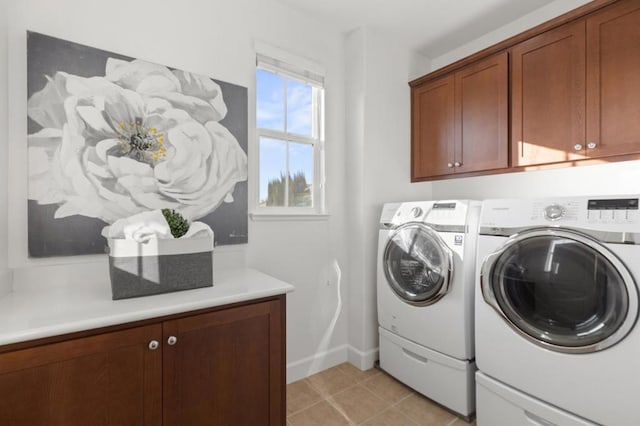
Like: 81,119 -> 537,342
108,235 -> 213,300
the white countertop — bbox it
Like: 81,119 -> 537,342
0,268 -> 294,347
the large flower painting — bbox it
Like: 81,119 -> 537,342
27,32 -> 248,257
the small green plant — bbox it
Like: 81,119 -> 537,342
162,209 -> 190,238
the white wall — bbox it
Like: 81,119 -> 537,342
345,28 -> 368,366
0,0 -> 10,297
432,161 -> 640,201
5,0 -> 348,381
429,0 -> 640,201
430,0 -> 593,70
345,27 -> 432,367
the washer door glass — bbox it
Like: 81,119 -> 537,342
383,224 -> 452,305
484,229 -> 637,352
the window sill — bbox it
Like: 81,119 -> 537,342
249,212 -> 330,222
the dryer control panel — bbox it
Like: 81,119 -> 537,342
587,198 -> 639,224
481,196 -> 640,231
531,199 -> 640,224
531,201 -> 580,222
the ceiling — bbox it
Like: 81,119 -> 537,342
275,0 -> 557,58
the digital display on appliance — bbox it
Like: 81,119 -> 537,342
587,198 -> 639,210
433,203 -> 456,209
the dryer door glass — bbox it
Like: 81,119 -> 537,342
383,224 -> 452,305
487,230 -> 636,352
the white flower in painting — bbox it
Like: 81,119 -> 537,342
27,59 -> 247,224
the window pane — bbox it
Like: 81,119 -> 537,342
259,137 -> 287,207
289,142 -> 313,207
257,69 -> 284,131
286,79 -> 313,137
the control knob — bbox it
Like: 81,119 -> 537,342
544,204 -> 565,221
410,207 -> 423,218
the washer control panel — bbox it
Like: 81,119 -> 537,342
385,201 -> 469,227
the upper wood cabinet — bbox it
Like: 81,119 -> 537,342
511,21 -> 587,167
410,0 -> 640,180
411,52 -> 508,180
586,0 -> 640,158
454,53 -> 509,174
412,75 -> 455,179
512,0 -> 640,167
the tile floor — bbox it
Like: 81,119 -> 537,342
287,363 -> 476,426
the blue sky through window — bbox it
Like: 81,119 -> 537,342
256,69 -> 284,131
257,68 -> 315,205
286,80 -> 312,137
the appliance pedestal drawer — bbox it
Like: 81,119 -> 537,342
476,371 -> 596,426
379,327 -> 475,416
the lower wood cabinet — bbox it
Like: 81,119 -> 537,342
163,299 -> 284,425
0,324 -> 162,426
0,296 -> 285,426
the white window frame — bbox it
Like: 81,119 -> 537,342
253,51 -> 326,218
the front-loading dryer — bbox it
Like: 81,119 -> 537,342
475,195 -> 640,426
377,200 -> 480,418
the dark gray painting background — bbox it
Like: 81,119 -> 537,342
27,32 -> 248,257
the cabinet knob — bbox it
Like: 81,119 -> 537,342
167,336 -> 178,346
587,142 -> 597,149
574,143 -> 583,151
447,163 -> 453,168
454,162 -> 461,167
149,340 -> 159,351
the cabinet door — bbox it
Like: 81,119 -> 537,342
586,0 -> 640,158
511,21 -> 586,167
454,51 -> 509,173
0,325 -> 162,426
163,298 -> 285,426
411,75 -> 455,179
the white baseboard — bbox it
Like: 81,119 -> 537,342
348,345 -> 379,371
287,344 -> 379,383
287,344 -> 349,383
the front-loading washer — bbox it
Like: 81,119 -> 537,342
475,195 -> 640,426
377,200 -> 480,417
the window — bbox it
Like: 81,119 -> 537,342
256,54 -> 324,213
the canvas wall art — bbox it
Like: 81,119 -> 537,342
27,31 -> 248,257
